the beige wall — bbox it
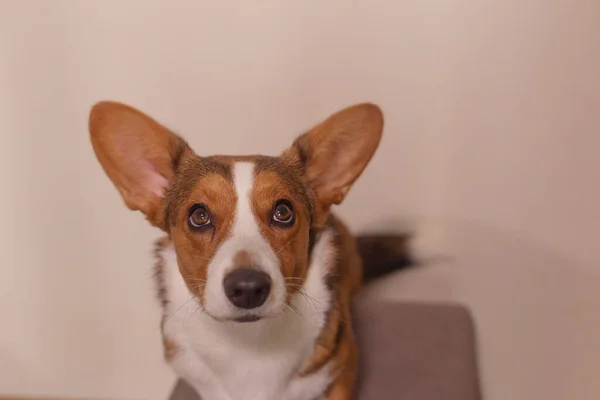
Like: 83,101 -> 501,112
1,1 -> 599,399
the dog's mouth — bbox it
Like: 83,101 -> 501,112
233,314 -> 262,323
203,309 -> 264,323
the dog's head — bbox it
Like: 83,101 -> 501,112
89,102 -> 383,322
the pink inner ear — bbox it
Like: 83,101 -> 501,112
147,173 -> 170,197
137,158 -> 171,198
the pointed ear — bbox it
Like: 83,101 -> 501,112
89,101 -> 193,229
284,103 -> 383,226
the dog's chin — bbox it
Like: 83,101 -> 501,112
233,314 -> 262,323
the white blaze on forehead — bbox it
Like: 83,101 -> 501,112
203,161 -> 284,318
231,162 -> 264,243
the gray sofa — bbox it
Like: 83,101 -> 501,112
169,300 -> 482,400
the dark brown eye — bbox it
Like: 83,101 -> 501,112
188,204 -> 211,229
272,200 -> 294,226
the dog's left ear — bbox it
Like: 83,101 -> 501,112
284,103 -> 383,227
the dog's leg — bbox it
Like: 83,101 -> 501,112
326,333 -> 358,400
326,370 -> 356,400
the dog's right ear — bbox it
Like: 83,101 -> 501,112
89,101 -> 193,229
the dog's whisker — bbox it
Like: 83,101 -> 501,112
285,283 -> 303,289
283,300 -> 304,321
164,281 -> 209,322
297,290 -> 322,314
180,275 -> 208,283
275,230 -> 302,255
186,302 -> 205,325
165,294 -> 199,322
284,277 -> 305,281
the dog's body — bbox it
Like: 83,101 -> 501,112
89,102 -> 412,400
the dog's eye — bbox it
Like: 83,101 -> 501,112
188,204 -> 211,229
272,200 -> 294,226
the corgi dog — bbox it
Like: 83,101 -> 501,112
89,102 -> 412,400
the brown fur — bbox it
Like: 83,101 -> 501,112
300,215 -> 363,396
168,169 -> 237,305
232,250 -> 254,267
251,168 -> 313,299
89,101 -> 385,399
153,236 -> 171,308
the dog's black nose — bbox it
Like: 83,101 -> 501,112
223,269 -> 271,309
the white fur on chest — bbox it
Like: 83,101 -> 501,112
160,231 -> 336,400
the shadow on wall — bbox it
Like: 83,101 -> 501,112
446,218 -> 600,400
361,217 -> 600,400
